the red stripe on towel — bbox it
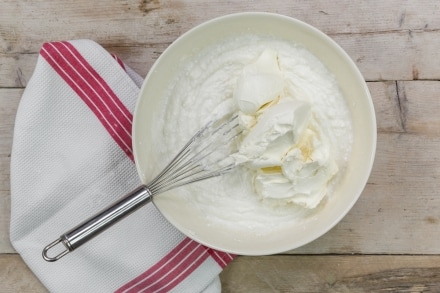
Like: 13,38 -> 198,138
205,248 -> 235,269
60,41 -> 133,130
115,238 -> 209,293
40,41 -> 134,160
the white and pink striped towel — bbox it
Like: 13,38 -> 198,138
10,40 -> 234,293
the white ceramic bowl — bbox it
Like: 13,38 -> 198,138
133,12 -> 376,255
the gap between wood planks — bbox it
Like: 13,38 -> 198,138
395,81 -> 408,132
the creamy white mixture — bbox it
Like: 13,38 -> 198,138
154,35 -> 353,233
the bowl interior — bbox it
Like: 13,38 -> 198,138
133,12 -> 376,255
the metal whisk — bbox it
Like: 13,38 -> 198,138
42,114 -> 241,262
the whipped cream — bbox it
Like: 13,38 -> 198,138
153,35 -> 353,234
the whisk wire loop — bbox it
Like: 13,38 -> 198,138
147,114 -> 241,194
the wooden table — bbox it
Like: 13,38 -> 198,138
1,1 -> 439,292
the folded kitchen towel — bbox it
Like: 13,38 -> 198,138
10,40 -> 234,293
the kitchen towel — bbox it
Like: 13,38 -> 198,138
10,39 -> 234,293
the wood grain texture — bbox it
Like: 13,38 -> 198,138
293,133 -> 440,254
2,30 -> 440,88
0,89 -> 20,253
1,0 -> 439,53
1,0 -> 440,291
220,255 -> 440,293
0,255 -> 47,293
1,254 -> 439,293
1,1 -> 440,87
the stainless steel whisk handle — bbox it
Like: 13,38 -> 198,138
42,185 -> 152,262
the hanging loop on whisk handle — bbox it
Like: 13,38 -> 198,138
42,185 -> 152,262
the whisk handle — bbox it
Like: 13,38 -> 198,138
42,185 -> 152,262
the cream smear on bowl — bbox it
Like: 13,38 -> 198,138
153,34 -> 353,235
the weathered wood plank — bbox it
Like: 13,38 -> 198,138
369,81 -> 440,135
2,1 -> 440,87
333,30 -> 440,81
220,255 -> 440,293
368,81 -> 403,133
293,133 -> 440,254
0,254 -> 48,292
0,54 -> 36,88
1,0 -> 439,54
0,192 -> 13,253
292,79 -> 440,254
0,88 -> 20,254
1,254 -> 439,293
0,88 -> 19,253
2,29 -> 440,88
0,88 -> 21,156
397,81 -> 440,135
